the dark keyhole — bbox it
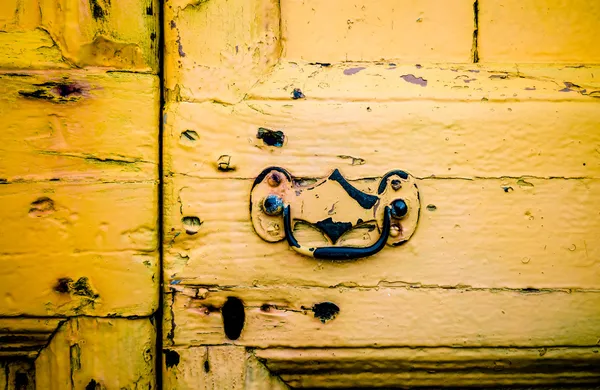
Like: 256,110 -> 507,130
222,296 -> 245,340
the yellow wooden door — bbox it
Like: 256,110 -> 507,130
162,0 -> 600,388
0,0 -> 160,388
1,0 -> 600,389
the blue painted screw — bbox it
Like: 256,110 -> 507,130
263,195 -> 284,216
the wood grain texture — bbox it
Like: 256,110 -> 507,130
35,318 -> 156,390
0,0 -> 159,71
164,0 -> 281,104
0,71 -> 159,183
168,285 -> 600,348
0,318 -> 64,358
479,0 -> 600,63
1,251 -> 158,316
165,177 -> 600,289
281,0 -> 474,63
257,347 -> 600,388
0,182 -> 157,254
163,346 -> 289,390
165,91 -> 600,179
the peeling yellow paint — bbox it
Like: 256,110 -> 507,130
1,0 -> 600,387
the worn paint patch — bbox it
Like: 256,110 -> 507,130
401,74 -> 428,86
28,197 -> 56,217
182,216 -> 202,235
19,81 -> 85,103
343,67 -> 365,75
292,88 -> 305,99
257,127 -> 285,147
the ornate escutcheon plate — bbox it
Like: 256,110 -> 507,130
250,167 -> 420,260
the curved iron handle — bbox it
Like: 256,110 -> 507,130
283,205 -> 392,260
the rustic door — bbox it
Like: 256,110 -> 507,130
2,0 -> 600,389
161,0 -> 600,388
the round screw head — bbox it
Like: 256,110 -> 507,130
267,172 -> 282,187
263,195 -> 284,216
390,199 -> 408,219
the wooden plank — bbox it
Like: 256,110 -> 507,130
257,347 -> 600,388
169,286 -> 600,348
164,177 -> 600,289
164,99 -> 600,179
281,0 -> 474,63
164,0 -> 281,104
247,63 -> 600,102
0,318 -> 63,358
35,318 -> 156,389
163,346 -> 289,390
0,0 -> 159,71
479,0 -> 600,63
0,71 -> 158,182
0,251 -> 158,316
0,182 -> 157,254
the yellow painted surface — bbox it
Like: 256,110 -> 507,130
479,0 -> 600,63
258,347 -> 600,388
1,0 -> 599,388
281,0 -> 474,62
163,0 -> 600,387
0,0 -> 159,70
35,318 -> 156,389
163,346 -> 289,390
0,0 -> 159,385
164,0 -> 281,103
165,177 -> 600,289
0,71 -> 159,182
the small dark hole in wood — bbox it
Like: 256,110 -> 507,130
222,296 -> 245,340
15,373 -> 28,390
204,359 -> 210,373
164,349 -> 180,368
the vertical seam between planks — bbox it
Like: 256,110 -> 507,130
472,0 -> 479,63
156,0 -> 166,387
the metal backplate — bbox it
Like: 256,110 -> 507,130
250,167 -> 420,260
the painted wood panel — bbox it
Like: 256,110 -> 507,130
168,285 -> 600,348
0,0 -> 159,71
0,71 -> 158,183
35,318 -> 156,389
165,177 -> 600,289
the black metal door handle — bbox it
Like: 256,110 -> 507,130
250,167 -> 420,261
283,205 -> 392,260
